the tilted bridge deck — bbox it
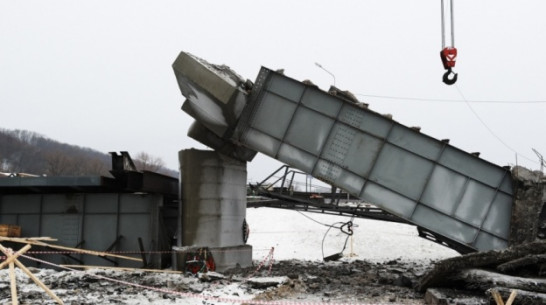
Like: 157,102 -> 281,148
173,52 -> 514,253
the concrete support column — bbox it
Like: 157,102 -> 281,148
175,149 -> 252,271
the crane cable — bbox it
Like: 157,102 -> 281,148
440,0 -> 458,85
441,0 -> 455,49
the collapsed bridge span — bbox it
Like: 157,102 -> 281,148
173,51 -> 541,254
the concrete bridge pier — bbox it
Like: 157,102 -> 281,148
173,149 -> 252,272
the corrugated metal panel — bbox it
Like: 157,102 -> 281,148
0,193 -> 165,268
234,68 -> 513,252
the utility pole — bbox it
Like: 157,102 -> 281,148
315,62 -> 336,87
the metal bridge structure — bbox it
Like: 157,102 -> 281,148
247,164 -> 406,224
173,51 -> 514,254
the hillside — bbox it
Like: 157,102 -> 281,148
0,128 -> 177,177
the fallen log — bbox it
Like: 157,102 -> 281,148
489,287 -> 546,305
497,254 -> 546,274
452,269 -> 546,293
417,241 -> 546,292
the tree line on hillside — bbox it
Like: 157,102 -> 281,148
0,128 -> 176,177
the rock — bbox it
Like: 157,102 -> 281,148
286,273 -> 298,280
198,271 -> 225,282
425,288 -> 450,305
393,274 -> 414,288
247,276 -> 289,289
189,283 -> 205,293
425,288 -> 489,305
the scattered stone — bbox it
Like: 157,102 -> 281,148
198,271 -> 225,282
247,276 -> 289,289
0,258 -> 440,304
189,283 -> 205,293
425,288 -> 488,305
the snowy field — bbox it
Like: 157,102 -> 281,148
247,207 -> 459,263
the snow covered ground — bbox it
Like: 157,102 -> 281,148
0,207 -> 461,304
247,207 -> 459,263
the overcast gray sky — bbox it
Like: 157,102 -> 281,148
1,1 -> 545,181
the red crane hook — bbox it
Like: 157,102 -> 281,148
440,47 -> 458,85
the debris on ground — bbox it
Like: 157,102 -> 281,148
419,241 -> 546,304
0,258 -> 435,304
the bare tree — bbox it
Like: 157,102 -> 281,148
45,151 -> 73,176
81,158 -> 108,176
134,152 -> 165,172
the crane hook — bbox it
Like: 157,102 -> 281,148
442,67 -> 458,85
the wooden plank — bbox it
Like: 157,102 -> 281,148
9,261 -> 18,305
61,264 -> 182,274
506,290 -> 518,305
0,224 -> 21,237
21,237 -> 57,241
492,287 -> 546,305
0,236 -> 142,263
12,257 -> 64,305
0,236 -> 56,242
0,244 -> 32,270
0,242 -> 61,304
491,290 -> 505,305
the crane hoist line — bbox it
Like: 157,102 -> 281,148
440,0 -> 458,85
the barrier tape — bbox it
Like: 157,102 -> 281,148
240,247 -> 275,284
12,252 -> 423,305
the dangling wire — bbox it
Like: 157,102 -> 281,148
295,210 -> 355,261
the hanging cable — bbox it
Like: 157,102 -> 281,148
440,0 -> 458,85
454,84 -> 538,164
354,93 -> 546,104
321,221 -> 352,261
296,210 -> 355,261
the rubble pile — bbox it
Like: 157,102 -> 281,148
228,259 -> 430,303
0,259 -> 438,304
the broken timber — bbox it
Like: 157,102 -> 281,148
490,289 -> 518,305
61,265 -> 182,274
417,241 -> 546,292
0,242 -> 64,305
491,287 -> 546,305
0,236 -> 142,263
454,269 -> 546,293
497,254 -> 546,274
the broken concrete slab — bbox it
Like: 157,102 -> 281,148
246,276 -> 289,289
424,288 -> 487,305
509,166 -> 546,246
